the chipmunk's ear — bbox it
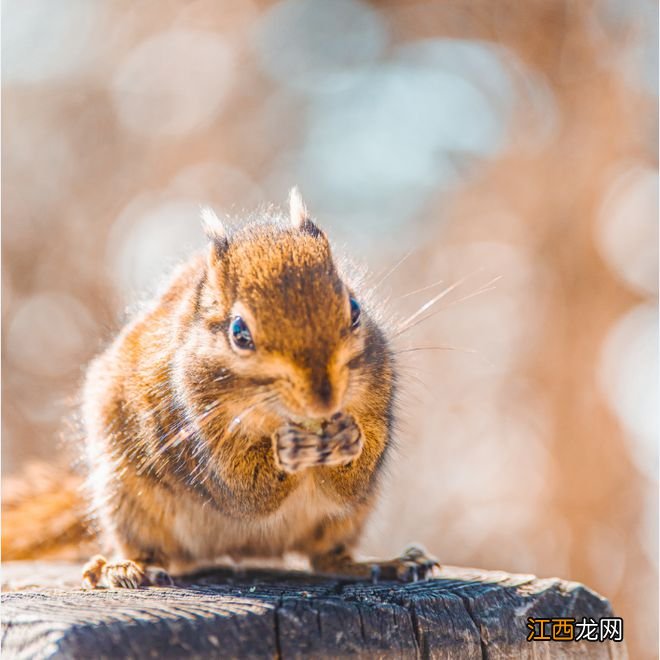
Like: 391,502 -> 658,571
201,206 -> 229,261
289,187 -> 323,238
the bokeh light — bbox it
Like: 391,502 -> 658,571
112,29 -> 236,137
597,165 -> 658,296
599,303 -> 658,480
253,0 -> 388,95
108,194 -> 206,297
2,0 -> 105,83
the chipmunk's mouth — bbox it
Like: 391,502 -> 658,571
287,412 -> 346,435
288,415 -> 325,434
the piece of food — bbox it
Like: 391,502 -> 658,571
290,416 -> 325,435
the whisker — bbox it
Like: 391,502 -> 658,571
399,278 -> 445,299
371,248 -> 415,292
227,391 -> 280,432
394,345 -> 477,355
133,398 -> 225,475
136,431 -> 186,475
396,344 -> 496,369
397,270 -> 483,331
394,275 -> 502,339
191,390 -> 279,479
227,397 -> 272,433
137,388 -> 278,476
395,370 -> 429,389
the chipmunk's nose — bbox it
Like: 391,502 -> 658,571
306,371 -> 343,417
317,376 -> 332,406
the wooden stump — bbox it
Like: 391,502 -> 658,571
1,561 -> 626,659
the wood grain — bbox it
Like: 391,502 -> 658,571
1,561 -> 627,659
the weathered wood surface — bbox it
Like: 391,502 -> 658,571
1,561 -> 626,659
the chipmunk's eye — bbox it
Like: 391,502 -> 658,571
349,297 -> 361,330
229,316 -> 255,351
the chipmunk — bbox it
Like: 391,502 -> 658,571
52,189 -> 439,588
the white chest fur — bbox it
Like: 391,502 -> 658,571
170,473 -> 346,565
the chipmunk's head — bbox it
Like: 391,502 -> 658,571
192,189 -> 372,424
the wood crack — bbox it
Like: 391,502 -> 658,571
1,561 -> 625,659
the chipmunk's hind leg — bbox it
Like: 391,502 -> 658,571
370,545 -> 441,582
312,544 -> 440,583
82,555 -> 173,589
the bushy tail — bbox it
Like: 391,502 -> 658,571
2,463 -> 95,560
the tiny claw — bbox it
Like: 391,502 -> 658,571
402,544 -> 426,561
146,567 -> 173,587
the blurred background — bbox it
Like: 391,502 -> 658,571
2,0 -> 657,656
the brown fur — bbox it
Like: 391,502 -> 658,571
2,464 -> 95,560
8,197 -> 438,586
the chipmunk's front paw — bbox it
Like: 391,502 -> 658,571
82,555 -> 172,589
322,413 -> 362,463
274,425 -> 329,474
274,413 -> 362,474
